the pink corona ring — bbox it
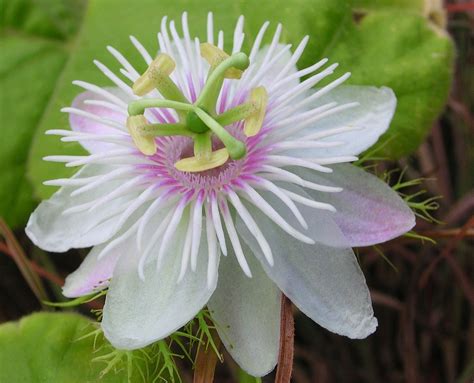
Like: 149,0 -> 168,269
26,12 -> 415,377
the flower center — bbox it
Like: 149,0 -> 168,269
125,44 -> 268,173
156,125 -> 248,192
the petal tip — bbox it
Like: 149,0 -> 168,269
347,315 -> 378,339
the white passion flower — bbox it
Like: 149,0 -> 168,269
26,13 -> 415,377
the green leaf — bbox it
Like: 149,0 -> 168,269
25,0 -> 454,201
0,0 -> 86,227
327,10 -> 454,157
352,0 -> 424,12
0,312 -> 141,382
1,0 -> 85,39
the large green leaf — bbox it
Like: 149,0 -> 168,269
1,0 -> 84,39
0,312 -> 142,382
0,0 -> 85,227
21,0 -> 453,200
328,11 -> 454,158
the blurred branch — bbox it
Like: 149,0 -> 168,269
446,2 -> 474,13
419,216 -> 474,306
193,322 -> 221,383
0,218 -> 49,306
275,294 -> 295,383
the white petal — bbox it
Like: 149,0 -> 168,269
253,186 -> 349,248
287,86 -> 396,157
102,217 -> 219,350
26,165 -> 138,252
246,43 -> 294,90
292,164 -> 416,246
236,206 -> 377,339
62,241 -> 122,298
69,89 -> 128,153
62,219 -> 141,298
208,243 -> 281,377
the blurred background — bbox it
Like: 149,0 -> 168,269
0,0 -> 473,382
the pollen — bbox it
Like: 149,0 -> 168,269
132,53 -> 176,96
126,115 -> 157,155
174,148 -> 230,172
200,43 -> 244,79
244,86 -> 268,137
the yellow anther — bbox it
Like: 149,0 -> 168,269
200,43 -> 243,79
174,148 -> 229,172
244,86 -> 268,137
132,53 -> 176,96
126,115 -> 157,155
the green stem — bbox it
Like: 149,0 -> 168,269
215,102 -> 256,126
196,52 -> 249,112
138,123 -> 194,137
156,75 -> 190,105
194,132 -> 212,159
128,99 -> 194,116
194,108 -> 246,160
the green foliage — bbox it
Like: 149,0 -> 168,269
352,0 -> 424,12
0,0 -> 455,226
89,332 -> 183,383
0,0 -> 86,227
190,309 -> 223,361
388,168 -> 442,224
0,312 -> 144,382
328,11 -> 453,159
0,309 -> 223,383
1,0 -> 85,39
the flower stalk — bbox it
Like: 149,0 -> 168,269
275,294 -> 295,383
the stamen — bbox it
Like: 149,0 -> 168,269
122,39 -> 258,172
133,53 -> 174,94
137,123 -> 193,137
126,115 -> 156,155
244,86 -> 268,137
193,133 -> 212,160
196,50 -> 249,112
127,98 -> 194,116
215,102 -> 257,126
194,108 -> 246,160
174,148 -> 229,173
200,43 -> 244,79
132,53 -> 189,108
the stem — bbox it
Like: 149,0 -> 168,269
215,102 -> 256,126
1,244 -> 64,286
193,328 -> 222,383
127,99 -> 194,116
139,123 -> 194,137
194,108 -> 246,160
446,3 -> 474,12
196,52 -> 249,112
155,75 -> 190,105
0,218 -> 49,307
274,294 -> 294,383
194,133 -> 213,159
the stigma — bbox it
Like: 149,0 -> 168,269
126,44 -> 268,172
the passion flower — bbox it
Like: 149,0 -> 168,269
26,12 -> 415,376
